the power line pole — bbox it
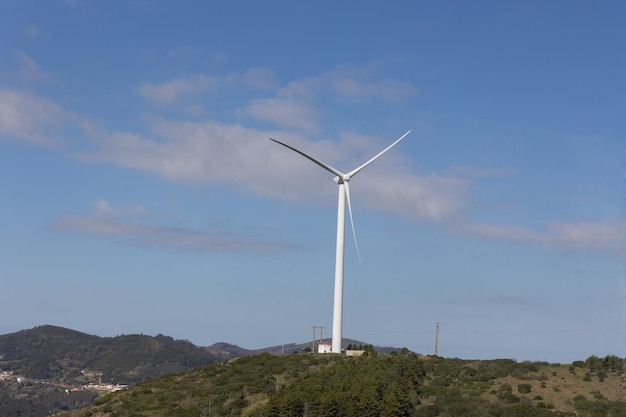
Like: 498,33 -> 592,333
312,326 -> 324,353
434,322 -> 440,356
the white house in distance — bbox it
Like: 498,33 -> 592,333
318,342 -> 332,353
317,342 -> 365,355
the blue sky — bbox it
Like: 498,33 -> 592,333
1,1 -> 624,363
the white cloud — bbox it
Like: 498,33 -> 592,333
73,119 -> 467,222
356,173 -> 468,221
0,88 -> 66,145
135,65 -> 414,134
7,64 -> 616,258
241,65 -> 415,132
137,75 -> 219,104
240,65 -> 416,132
277,66 -> 416,102
245,98 -> 319,133
53,213 -> 150,237
461,223 -> 544,243
52,199 -> 150,237
51,199 -> 292,253
546,222 -> 622,250
460,220 -> 622,253
329,75 -> 415,102
73,120 -> 331,201
92,198 -> 148,217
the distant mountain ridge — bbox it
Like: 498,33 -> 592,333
0,325 -> 408,367
0,325 -> 226,416
0,325 -> 224,383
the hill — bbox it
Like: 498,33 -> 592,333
56,352 -> 626,417
0,325 -> 221,383
0,325 -> 401,416
0,325 -> 222,416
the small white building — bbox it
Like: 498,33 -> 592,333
318,342 -> 332,353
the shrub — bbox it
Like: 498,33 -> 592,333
590,391 -> 604,400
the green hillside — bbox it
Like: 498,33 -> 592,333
0,325 -> 221,383
56,352 -> 626,417
0,325 -> 222,416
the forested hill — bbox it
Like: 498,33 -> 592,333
0,325 -> 222,383
57,352 -> 626,417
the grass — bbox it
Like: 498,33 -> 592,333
490,364 -> 626,414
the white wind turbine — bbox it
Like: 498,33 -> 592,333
269,130 -> 411,353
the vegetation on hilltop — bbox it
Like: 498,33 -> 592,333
56,352 -> 626,417
58,352 -> 342,417
3,326 -> 625,417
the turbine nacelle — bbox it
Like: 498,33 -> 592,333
333,175 -> 344,184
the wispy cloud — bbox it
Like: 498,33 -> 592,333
14,50 -> 50,81
51,199 -> 293,253
135,64 -> 415,133
461,220 -> 622,253
242,64 -> 416,131
546,222 -> 622,251
361,173 -> 468,221
9,66 -> 618,256
92,198 -> 148,217
245,98 -> 319,133
0,88 -> 66,145
12,49 -> 52,82
277,66 -> 417,102
72,119 -> 466,222
137,75 -> 220,104
329,74 -> 415,102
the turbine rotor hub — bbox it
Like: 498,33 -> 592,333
333,175 -> 349,184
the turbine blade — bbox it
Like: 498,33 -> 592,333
269,138 -> 345,178
343,181 -> 362,263
346,130 -> 411,178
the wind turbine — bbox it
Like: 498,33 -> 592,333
269,130 -> 411,353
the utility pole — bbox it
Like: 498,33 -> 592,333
312,325 -> 325,353
434,322 -> 440,356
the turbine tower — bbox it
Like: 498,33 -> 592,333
269,130 -> 411,353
